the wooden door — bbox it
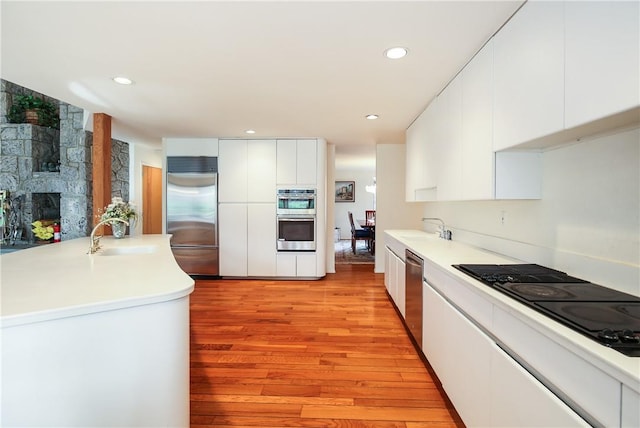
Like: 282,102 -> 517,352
142,165 -> 162,234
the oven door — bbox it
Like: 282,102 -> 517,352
277,216 -> 316,251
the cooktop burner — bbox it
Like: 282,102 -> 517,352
452,263 -> 588,286
452,263 -> 640,357
496,282 -> 640,302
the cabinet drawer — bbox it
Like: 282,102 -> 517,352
423,260 -> 492,329
493,306 -> 620,427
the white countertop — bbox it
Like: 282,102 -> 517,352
385,230 -> 640,391
1,234 -> 194,328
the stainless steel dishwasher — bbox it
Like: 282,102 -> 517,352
405,249 -> 423,348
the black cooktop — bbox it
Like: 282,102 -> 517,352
452,263 -> 640,357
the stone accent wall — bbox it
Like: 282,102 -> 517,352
0,80 -> 130,243
111,139 -> 129,203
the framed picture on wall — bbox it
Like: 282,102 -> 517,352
335,181 -> 355,202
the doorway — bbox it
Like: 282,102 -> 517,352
142,165 -> 162,234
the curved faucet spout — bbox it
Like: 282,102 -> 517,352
421,217 -> 451,240
88,218 -> 129,254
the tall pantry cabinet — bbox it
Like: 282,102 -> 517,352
218,139 -> 277,277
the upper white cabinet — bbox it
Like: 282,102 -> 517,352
218,140 -> 248,203
461,40 -> 494,200
277,139 -> 317,185
564,1 -> 640,129
247,140 -> 277,202
405,98 -> 439,201
435,74 -> 463,201
163,138 -> 219,157
219,139 -> 276,203
493,0 -> 565,151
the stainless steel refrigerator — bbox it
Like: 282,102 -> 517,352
166,156 -> 219,276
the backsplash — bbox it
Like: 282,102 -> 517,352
423,127 -> 640,296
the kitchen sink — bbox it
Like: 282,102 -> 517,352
99,246 -> 156,256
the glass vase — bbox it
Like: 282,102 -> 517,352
111,221 -> 127,239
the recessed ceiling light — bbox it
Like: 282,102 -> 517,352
384,47 -> 408,59
113,76 -> 133,85
366,114 -> 379,120
245,129 -> 256,134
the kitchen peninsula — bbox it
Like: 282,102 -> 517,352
1,235 -> 194,427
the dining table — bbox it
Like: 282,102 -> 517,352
357,219 -> 375,254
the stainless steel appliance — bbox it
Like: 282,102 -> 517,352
166,156 -> 219,276
405,250 -> 424,347
453,263 -> 640,356
277,188 -> 316,215
276,188 -> 316,252
277,216 -> 316,251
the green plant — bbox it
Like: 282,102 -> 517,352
7,94 -> 60,129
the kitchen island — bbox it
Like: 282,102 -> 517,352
385,230 -> 640,428
1,234 -> 194,427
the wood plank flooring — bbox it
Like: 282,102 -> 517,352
190,264 -> 465,427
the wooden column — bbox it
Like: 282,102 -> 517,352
92,113 -> 112,227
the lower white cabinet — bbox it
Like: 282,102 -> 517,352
220,203 -> 276,277
622,385 -> 640,428
276,253 -> 317,277
384,247 -> 405,318
247,203 -> 276,277
219,203 -> 247,276
422,279 -> 589,427
423,282 -> 492,427
490,344 -> 589,427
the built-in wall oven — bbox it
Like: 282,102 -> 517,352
276,188 -> 316,251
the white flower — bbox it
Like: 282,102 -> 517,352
101,197 -> 137,222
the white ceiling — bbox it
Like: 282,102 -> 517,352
1,0 -> 524,167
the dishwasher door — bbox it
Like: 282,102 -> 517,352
405,249 -> 423,348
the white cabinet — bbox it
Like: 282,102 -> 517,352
219,203 -> 248,276
220,203 -> 276,277
219,139 -> 277,276
422,282 -> 446,375
493,0 -> 565,150
435,74 -> 463,201
461,40 -> 494,200
220,139 -> 276,203
247,203 -> 276,276
247,140 -> 277,202
492,305 -> 621,427
423,277 -> 588,428
384,247 -> 405,318
441,294 -> 493,427
405,99 -> 438,201
218,140 -> 248,203
277,139 -> 317,185
163,138 -> 218,157
490,344 -> 589,427
564,1 -> 640,129
422,281 -> 492,427
621,385 -> 640,428
276,253 -> 317,277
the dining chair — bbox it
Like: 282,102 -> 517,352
365,210 -> 375,224
348,211 -> 372,254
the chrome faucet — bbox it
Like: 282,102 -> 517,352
88,218 -> 129,254
421,217 -> 451,240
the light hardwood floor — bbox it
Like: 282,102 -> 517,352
190,264 -> 465,427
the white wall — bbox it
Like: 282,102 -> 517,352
422,127 -> 640,295
129,143 -> 163,236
